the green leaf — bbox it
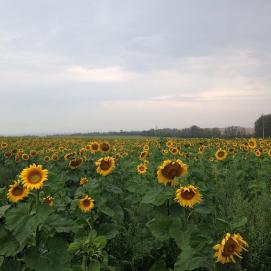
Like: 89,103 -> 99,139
100,206 -> 115,217
0,228 -> 20,256
147,217 -> 173,240
174,246 -> 195,271
45,214 -> 81,233
24,237 -> 72,271
230,217 -> 248,231
88,260 -> 100,271
193,206 -> 211,215
0,205 -> 11,218
98,223 -> 119,240
142,187 -> 172,206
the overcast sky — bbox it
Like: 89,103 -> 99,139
0,0 -> 271,135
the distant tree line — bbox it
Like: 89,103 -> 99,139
60,114 -> 270,139
69,125 -> 252,138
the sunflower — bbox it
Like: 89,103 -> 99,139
99,142 -> 110,153
89,141 -> 100,154
20,164 -> 48,190
137,163 -> 147,175
22,153 -> 30,161
175,185 -> 202,208
78,195 -> 95,213
80,177 -> 89,185
43,196 -> 54,206
213,233 -> 248,264
170,147 -> 178,155
139,151 -> 148,160
4,151 -> 12,158
157,159 -> 188,186
215,149 -> 228,161
1,142 -> 8,149
248,138 -> 257,149
51,153 -> 59,161
255,149 -> 262,157
7,180 -> 30,203
30,150 -> 38,157
44,156 -> 50,162
69,157 -> 83,169
96,156 -> 115,176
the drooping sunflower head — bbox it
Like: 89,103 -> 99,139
157,159 -> 188,186
215,149 -> 228,161
7,180 -> 30,203
137,163 -> 147,175
213,233 -> 248,264
175,185 -> 202,208
79,195 -> 95,213
99,142 -> 110,153
69,157 -> 83,169
248,138 -> 257,149
139,151 -> 148,160
20,164 -> 48,190
95,156 -> 115,176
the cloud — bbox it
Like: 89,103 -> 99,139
66,66 -> 138,82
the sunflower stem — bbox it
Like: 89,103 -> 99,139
35,190 -> 40,248
167,199 -> 170,216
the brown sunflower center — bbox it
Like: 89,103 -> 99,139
28,170 -> 42,184
100,143 -> 110,152
181,189 -> 195,200
139,166 -> 145,171
222,238 -> 238,257
100,160 -> 111,170
12,186 -> 24,196
70,158 -> 82,167
162,163 -> 182,179
92,143 -> 99,150
218,151 -> 225,158
83,199 -> 91,207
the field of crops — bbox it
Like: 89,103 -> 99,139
0,137 -> 270,271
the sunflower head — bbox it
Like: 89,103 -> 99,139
69,157 -> 83,169
43,196 -> 54,206
215,149 -> 228,161
213,233 -> 248,264
80,177 -> 89,186
95,157 -> 115,176
7,180 -> 30,203
175,185 -> 202,208
157,159 -> 188,186
248,138 -> 257,149
79,195 -> 95,213
89,141 -> 99,154
139,151 -> 148,160
20,164 -> 48,190
99,142 -> 110,153
137,163 -> 147,175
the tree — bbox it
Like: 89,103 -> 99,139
223,126 -> 247,138
254,114 -> 271,138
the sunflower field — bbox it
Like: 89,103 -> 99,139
0,137 -> 271,271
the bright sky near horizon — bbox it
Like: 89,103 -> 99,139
0,0 -> 271,135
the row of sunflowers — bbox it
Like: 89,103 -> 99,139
0,137 -> 270,270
